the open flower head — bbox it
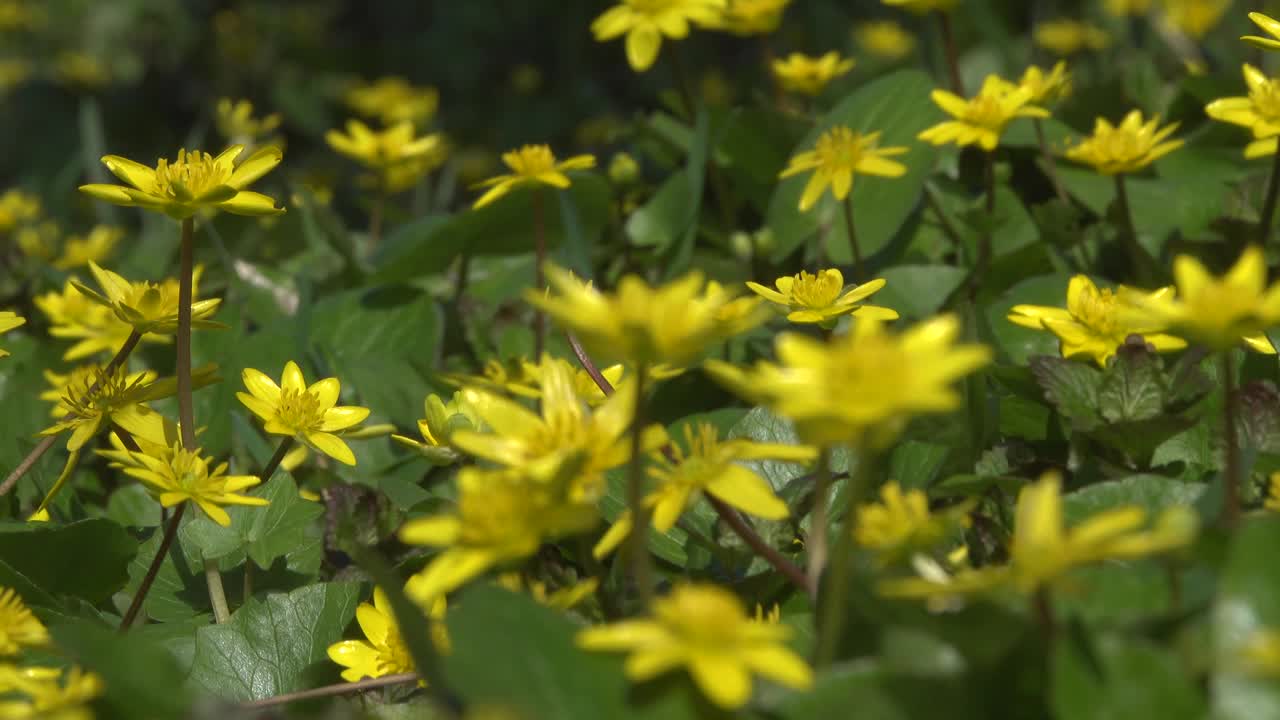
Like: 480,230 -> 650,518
1018,62 -> 1072,106
1008,275 -> 1187,366
0,312 -> 24,359
855,21 -> 915,60
1034,20 -> 1111,55
770,52 -> 854,96
35,279 -> 150,361
0,665 -> 102,720
345,76 -> 440,126
238,361 -> 371,466
1163,0 -> 1230,40
1138,245 -> 1280,351
706,0 -> 790,35
1206,64 -> 1280,158
39,364 -> 207,451
854,482 -> 972,565
52,225 -> 122,270
779,126 -> 909,211
79,145 -> 284,220
880,0 -> 959,13
326,120 -> 445,177
0,189 -> 40,233
577,583 -> 812,709
919,75 -> 1049,151
1245,12 -> 1280,51
327,585 -> 448,683
215,98 -> 281,143
72,262 -> 223,336
442,356 -> 625,408
15,221 -> 57,261
391,391 -> 486,466
0,588 -> 48,655
707,314 -> 991,447
471,145 -> 596,209
594,422 -> 813,558
1064,110 -> 1183,175
118,443 -> 269,527
591,0 -> 727,72
746,269 -> 898,327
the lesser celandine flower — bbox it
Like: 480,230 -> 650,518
215,98 -> 281,143
40,365 -> 211,451
399,467 -> 599,603
52,225 -> 122,270
779,126 -> 909,211
1033,20 -> 1111,55
14,221 -> 56,261
854,482 -> 971,565
497,573 -> 599,610
880,0 -> 959,13
345,76 -> 440,127
0,188 -> 39,232
1105,0 -> 1152,15
1139,245 -> 1280,351
708,314 -> 991,448
35,279 -> 145,361
391,391 -> 485,465
114,443 -> 269,527
746,269 -> 898,326
79,145 -> 284,220
327,585 -> 448,682
1007,275 -> 1187,367
854,21 -> 915,60
325,119 -> 446,190
74,262 -> 223,336
1065,111 -> 1183,174
443,356 -> 625,407
0,312 -> 24,359
238,361 -> 371,466
576,583 -> 812,709
590,0 -> 727,72
593,423 -> 813,558
0,587 -> 48,655
1162,0 -> 1229,39
0,664 -> 102,720
1017,62 -> 1071,106
41,365 -> 99,417
470,145 -> 596,209
1244,12 -> 1280,51
706,0 -> 790,35
770,52 -> 854,96
1205,64 -> 1280,158
919,75 -> 1048,151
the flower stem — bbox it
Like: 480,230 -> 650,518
1032,587 -> 1056,645
937,10 -> 964,96
840,195 -> 864,282
120,503 -> 186,631
369,186 -> 386,250
0,329 -> 143,498
241,673 -> 419,709
814,445 -> 870,668
1259,139 -> 1280,246
1113,174 -> 1155,286
1033,119 -> 1067,202
259,436 -> 296,483
205,558 -> 231,624
1220,351 -> 1241,528
533,189 -> 546,360
624,363 -> 654,607
805,447 -> 833,597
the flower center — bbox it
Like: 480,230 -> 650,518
64,366 -> 135,418
1099,130 -> 1143,162
277,388 -> 326,430
964,94 -> 1011,129
1073,287 -> 1120,335
815,127 -> 866,172
788,270 -> 844,308
1253,80 -> 1280,123
122,282 -> 174,319
507,145 -> 558,176
153,150 -> 233,199
656,588 -> 748,646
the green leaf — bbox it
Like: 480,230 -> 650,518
766,69 -> 941,264
1052,632 -> 1205,720
183,473 -> 323,575
874,265 -> 968,320
51,619 -> 191,720
889,440 -> 951,490
1212,518 -> 1280,719
124,521 -> 214,623
776,661 -> 980,719
187,582 -> 361,701
1062,475 -> 1205,522
985,273 -> 1073,365
0,518 -> 136,606
1097,342 -> 1166,424
1029,356 -> 1103,432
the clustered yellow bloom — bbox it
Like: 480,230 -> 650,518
854,481 -> 972,564
0,664 -> 102,720
1206,64 -> 1280,159
471,145 -> 596,209
52,225 -> 122,270
1008,275 -> 1188,367
0,587 -> 48,655
35,279 -> 148,361
746,269 -> 897,326
0,189 -> 40,233
1017,62 -> 1072,106
108,443 -> 269,527
577,583 -> 812,709
238,361 -> 371,466
0,312 -> 24,359
497,573 -> 600,610
215,97 -> 282,143
327,585 -> 448,682
38,365 -> 186,451
854,21 -> 915,60
345,76 -> 440,127
1140,245 -> 1280,352
770,52 -> 855,96
880,0 -> 959,13
591,0 -> 727,72
779,126 -> 909,211
391,391 -> 485,465
1034,20 -> 1110,56
1162,0 -> 1230,39
706,0 -> 790,35
14,221 -> 57,262
919,75 -> 1049,151
1064,110 -> 1183,175
73,262 -> 223,336
326,120 -> 447,193
1105,0 -> 1152,16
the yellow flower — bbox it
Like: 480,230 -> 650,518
345,76 -> 440,127
39,364 -> 212,451
576,583 -> 812,709
0,189 -> 39,233
528,264 -> 767,369
35,279 -> 145,361
1138,245 -> 1280,351
325,119 -> 446,189
42,365 -> 100,418
471,145 -> 596,209
1162,0 -> 1229,39
591,0 -> 727,72
1065,110 -> 1183,175
779,126 -> 909,211
215,98 -> 282,143
0,312 -> 24,359
1007,275 -> 1187,367
854,482 -> 971,564
54,52 -> 109,89
1034,20 -> 1111,55
919,75 -> 1049,151
746,269 -> 898,327
707,314 -> 991,447
52,225 -> 123,270
496,573 -> 600,610
1206,64 -> 1280,158
0,588 -> 47,655
0,665 -> 102,720
443,357 -> 623,407
1266,472 -> 1280,512
399,467 -> 599,602
880,0 -> 959,13
237,361 -> 371,466
706,0 -> 790,35
594,423 -> 812,558
1242,629 -> 1280,676
770,52 -> 854,96
72,262 -> 223,336
79,145 -> 284,220
854,20 -> 915,60
391,391 -> 485,465
452,357 -> 664,502
1244,12 -> 1280,52
1105,0 -> 1152,15
1017,62 -> 1072,106
327,585 -> 448,682
114,443 -> 269,527
15,221 -> 56,261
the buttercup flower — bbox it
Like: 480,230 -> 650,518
854,482 -> 971,564
855,21 -> 915,60
35,279 -> 150,361
594,422 -> 813,558
576,583 -> 812,709
1007,275 -> 1187,366
345,76 -> 440,126
14,221 -> 56,261
326,119 -> 446,190
115,443 -> 269,527
1034,20 -> 1110,55
470,145 -> 596,209
0,665 -> 102,720
1138,245 -> 1280,351
1065,111 -> 1183,175
54,52 -> 109,89
238,361 -> 371,466
770,52 -> 855,96
919,75 -> 1049,151
79,145 -> 284,220
73,262 -> 223,336
0,312 -> 24,359
39,365 -> 201,451
591,0 -> 727,72
0,189 -> 40,233
1105,0 -> 1152,15
1017,62 -> 1072,106
1162,0 -> 1229,39
391,391 -> 486,465
327,585 -> 448,682
1267,472 -> 1280,512
215,98 -> 282,143
880,0 -> 959,13
497,573 -> 599,610
779,126 -> 909,211
1244,12 -> 1280,51
746,269 -> 898,326
0,588 -> 48,655
1206,64 -> 1280,159
707,314 -> 991,447
706,0 -> 790,35
52,225 -> 122,270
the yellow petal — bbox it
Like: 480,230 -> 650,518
625,25 -> 663,72
689,652 -> 753,709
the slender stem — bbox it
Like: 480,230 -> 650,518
1113,174 -> 1154,285
452,252 -> 471,306
0,330 -> 142,497
242,672 -> 419,709
205,558 -> 231,624
259,436 -> 296,482
243,562 -> 253,603
1034,119 -> 1067,202
1032,587 -> 1056,645
814,446 -> 870,668
840,196 -> 864,282
120,503 -> 186,631
923,183 -> 965,263
805,448 -> 833,597
1220,352 -> 1241,528
937,10 -> 964,95
966,152 -> 997,300
625,364 -> 653,606
369,186 -> 386,250
567,332 -> 612,394
1259,139 -> 1280,246
177,219 -> 197,450
533,190 -> 546,360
